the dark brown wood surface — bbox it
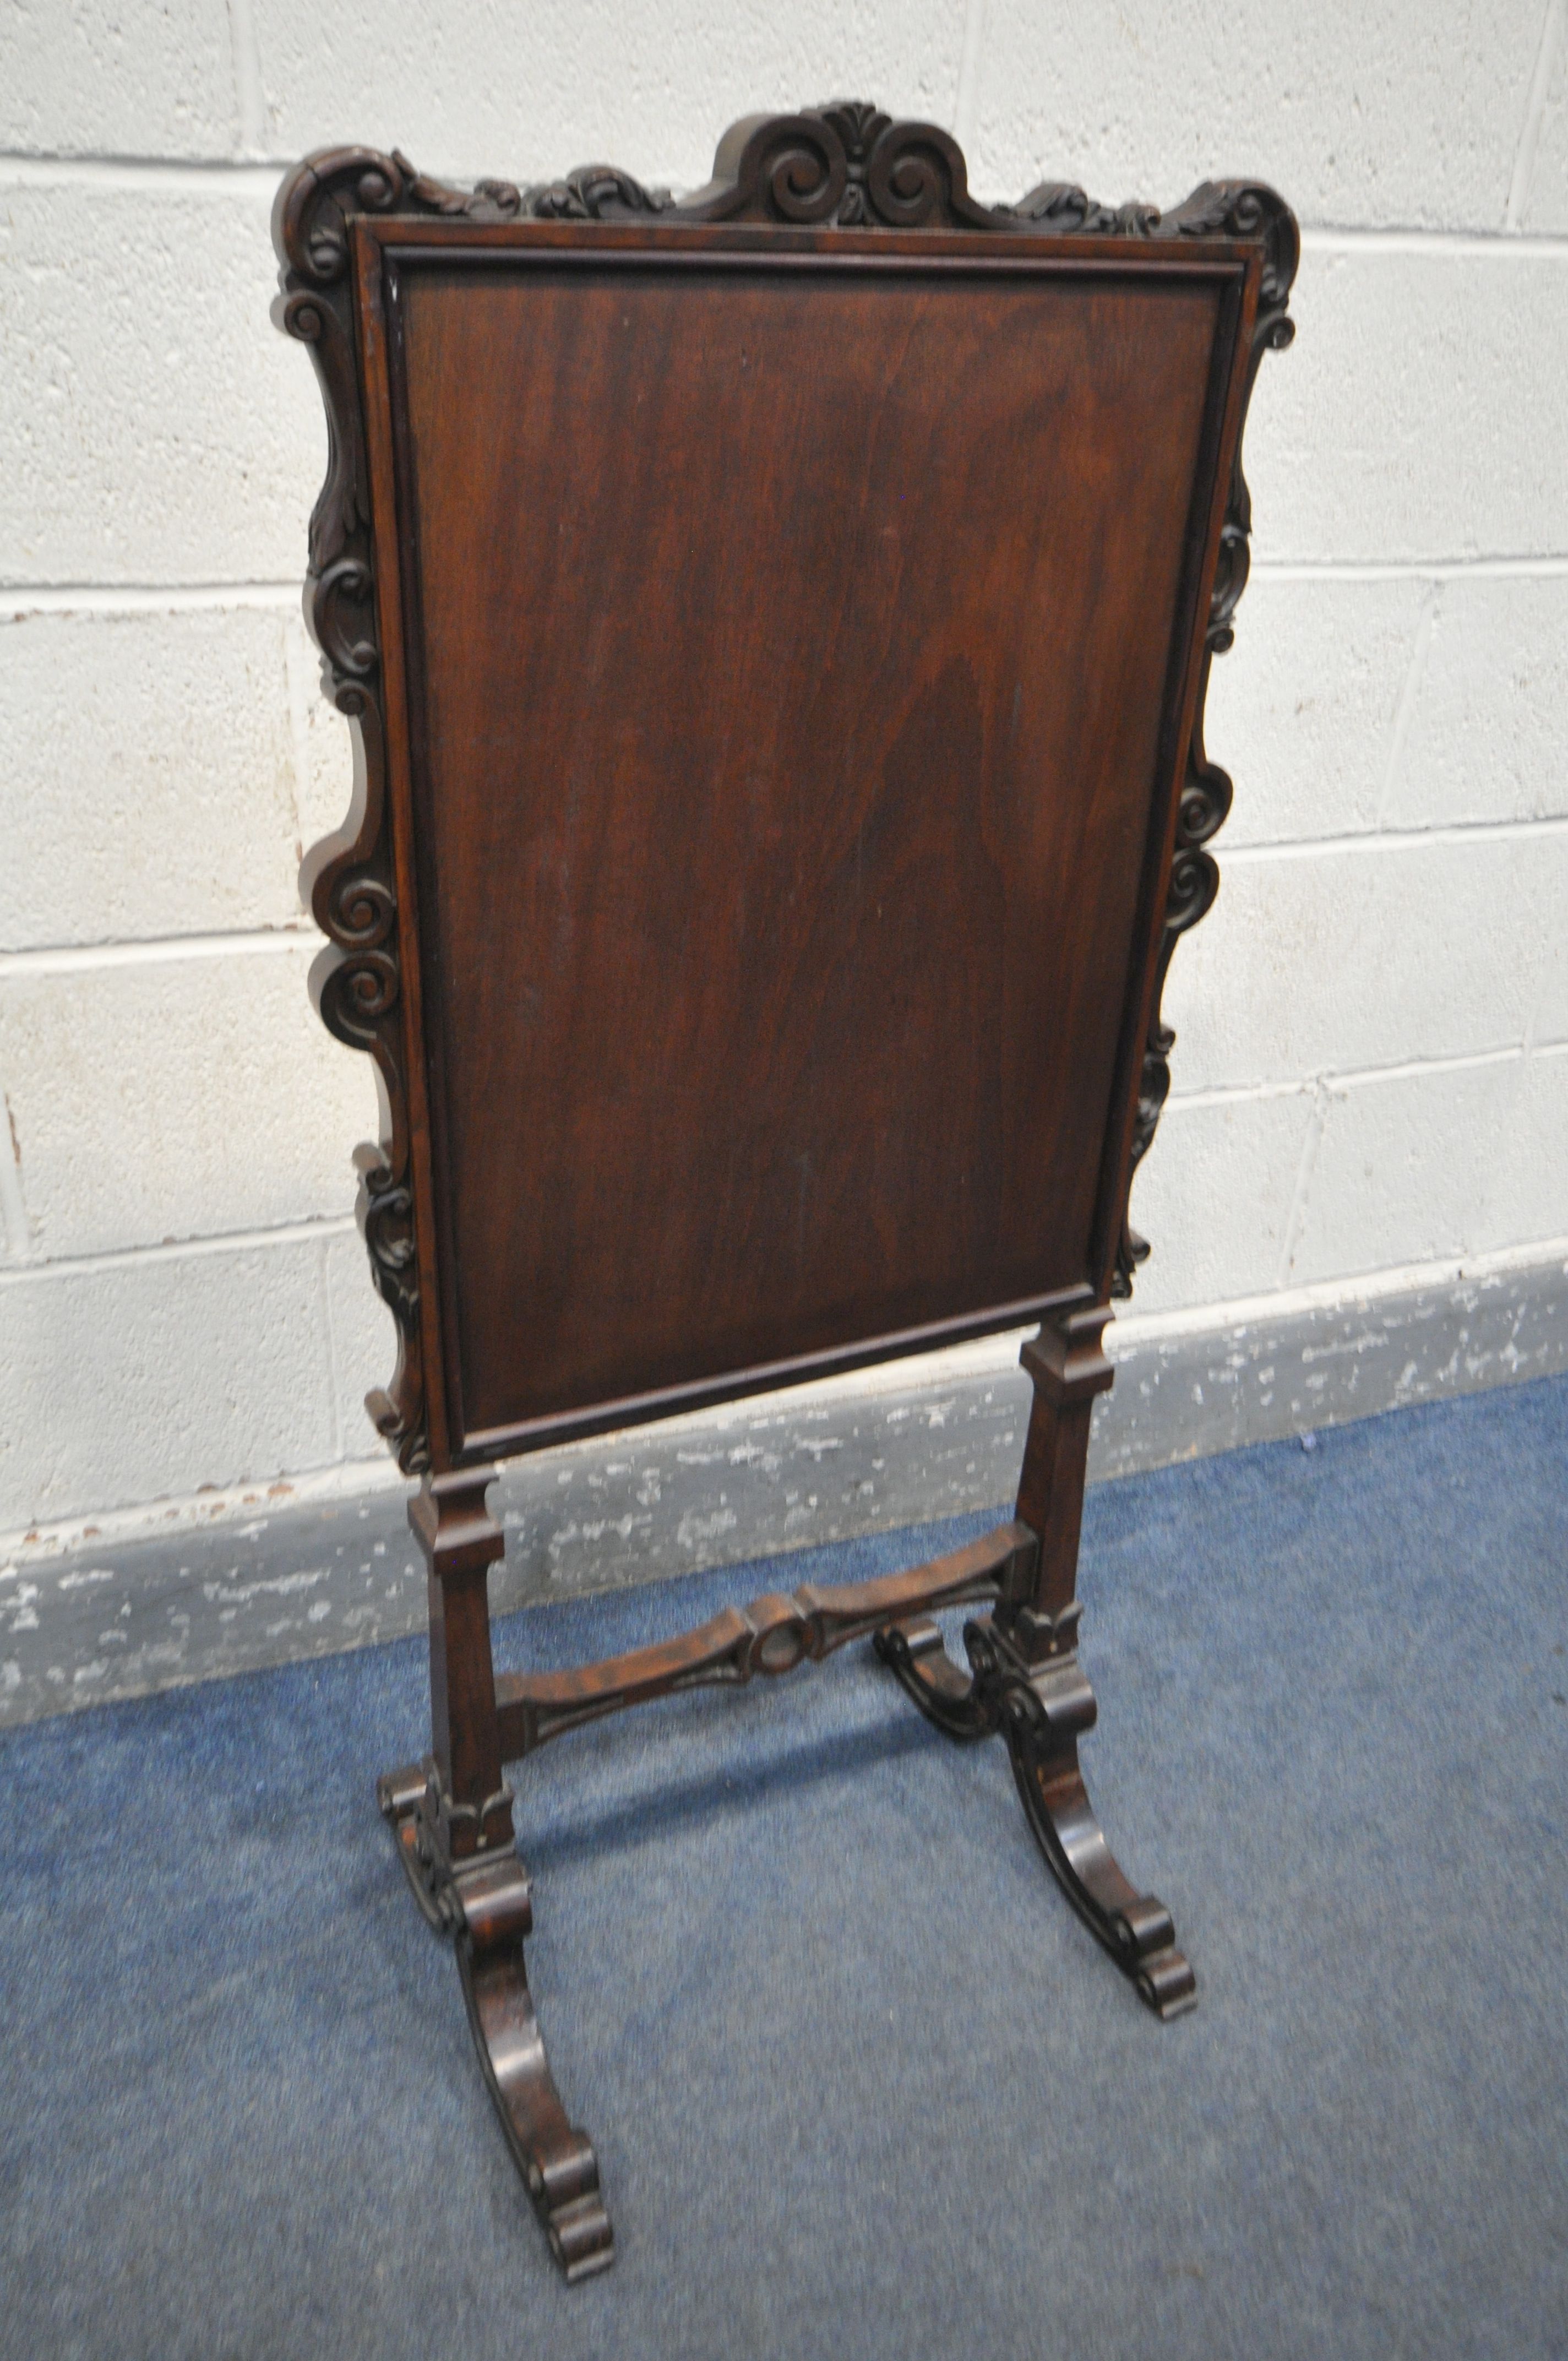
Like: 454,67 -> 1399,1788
376,240 -> 1238,1452
493,1517 -> 1036,1759
275,110 -> 1298,2280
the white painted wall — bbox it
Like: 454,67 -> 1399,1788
2,1 -> 1566,1538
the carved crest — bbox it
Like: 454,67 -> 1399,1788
273,108 -> 1298,1465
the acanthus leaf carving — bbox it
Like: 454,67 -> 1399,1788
1009,181 -> 1161,236
818,100 -> 891,161
529,165 -> 674,220
389,149 -> 524,219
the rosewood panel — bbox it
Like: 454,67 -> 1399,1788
382,248 -> 1232,1451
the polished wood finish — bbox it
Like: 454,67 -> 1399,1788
877,1304 -> 1195,2017
494,1521 -> 1036,1759
395,252 -> 1222,1448
386,1468 -> 613,2275
378,1756 -> 614,2278
274,102 -> 1295,2277
410,1467 -> 509,1847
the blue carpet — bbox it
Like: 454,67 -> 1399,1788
2,1377 -> 1566,2360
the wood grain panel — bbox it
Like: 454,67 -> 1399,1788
391,255 -> 1223,1441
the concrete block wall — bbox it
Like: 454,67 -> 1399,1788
2,1 -> 1566,1540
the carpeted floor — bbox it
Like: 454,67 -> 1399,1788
2,1377 -> 1565,2360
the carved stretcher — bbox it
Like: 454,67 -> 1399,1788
273,104 -> 1296,2278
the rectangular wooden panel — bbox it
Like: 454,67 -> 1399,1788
378,244 -> 1234,1450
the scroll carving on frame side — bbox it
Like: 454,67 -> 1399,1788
271,146 -> 674,1476
1110,183 -> 1299,1297
274,154 -> 422,1472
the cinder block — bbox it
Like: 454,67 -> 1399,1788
1287,1056 -> 1524,1283
0,1234 -> 340,1530
1520,19 -> 1568,232
0,181 -> 323,587
1382,574 -> 1568,830
1206,575 -> 1429,847
968,0 -> 1539,230
0,606 -> 304,949
1245,247 -> 1568,564
249,0 -> 967,189
1165,834 -> 1558,1092
1527,834 -> 1568,1045
1121,1086 -> 1315,1314
1483,1047 -> 1568,1242
323,1221 -> 398,1462
284,608 -> 355,862
0,948 -> 377,1259
0,0 -> 239,160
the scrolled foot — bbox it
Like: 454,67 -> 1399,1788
378,1761 -> 616,2278
458,1913 -> 614,2280
963,1622 -> 1196,2020
872,1618 -> 1196,2020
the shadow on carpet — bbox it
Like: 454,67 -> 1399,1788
2,1377 -> 1565,2360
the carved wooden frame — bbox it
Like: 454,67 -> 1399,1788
274,104 -> 1296,2280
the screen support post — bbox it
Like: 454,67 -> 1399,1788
380,1466 -> 614,2282
879,1301 -> 1196,2017
382,1298 -> 1190,2276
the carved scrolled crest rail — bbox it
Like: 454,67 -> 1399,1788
680,101 -> 995,229
273,110 -> 1297,1465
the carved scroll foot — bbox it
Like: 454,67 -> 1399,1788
377,1762 -> 615,2280
874,1622 -> 1196,2021
969,1625 -> 1197,2020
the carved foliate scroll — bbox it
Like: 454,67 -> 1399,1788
682,104 -> 998,229
273,113 -> 1296,1467
1110,183 -> 1299,1292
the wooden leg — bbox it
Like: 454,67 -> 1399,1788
384,1469 -> 614,2281
876,1304 -> 1196,2021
